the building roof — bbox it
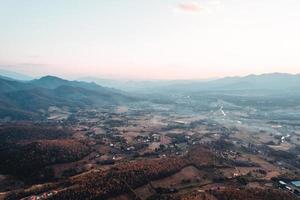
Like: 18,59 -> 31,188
279,180 -> 287,185
291,181 -> 300,187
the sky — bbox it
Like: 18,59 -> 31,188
0,0 -> 300,80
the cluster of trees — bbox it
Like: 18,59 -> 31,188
0,124 -> 89,183
212,188 -> 298,200
0,139 -> 90,182
136,187 -> 298,200
50,145 -> 218,199
147,191 -> 211,200
50,157 -> 189,199
269,149 -> 297,160
0,124 -> 72,142
166,133 -> 188,143
274,172 -> 300,182
186,145 -> 214,168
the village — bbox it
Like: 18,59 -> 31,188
1,104 -> 300,200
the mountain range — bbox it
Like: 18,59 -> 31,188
0,69 -> 33,81
176,73 -> 300,92
1,72 -> 300,120
80,73 -> 300,93
0,76 -> 137,120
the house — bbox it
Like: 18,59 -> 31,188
278,180 -> 287,189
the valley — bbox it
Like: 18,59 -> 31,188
0,74 -> 300,199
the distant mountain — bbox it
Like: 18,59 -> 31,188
1,72 -> 299,120
0,75 -> 15,81
0,76 -> 138,120
0,69 -> 33,81
203,73 -> 300,91
0,75 -> 121,93
147,73 -> 300,93
79,77 -> 214,92
0,78 -> 30,93
80,73 -> 300,93
31,76 -> 120,92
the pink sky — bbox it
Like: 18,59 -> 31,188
0,0 -> 300,79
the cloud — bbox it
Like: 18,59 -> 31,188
177,2 -> 204,13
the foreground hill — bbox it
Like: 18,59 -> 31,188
0,76 -> 138,120
0,124 -> 90,183
2,145 -> 297,200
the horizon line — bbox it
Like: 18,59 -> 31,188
1,69 -> 300,82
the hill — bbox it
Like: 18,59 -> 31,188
0,124 -> 90,182
0,76 -> 138,120
0,69 -> 33,81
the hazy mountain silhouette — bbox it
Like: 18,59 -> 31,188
79,73 -> 300,94
202,73 -> 300,91
142,73 -> 300,93
0,76 -> 137,120
0,69 -> 33,81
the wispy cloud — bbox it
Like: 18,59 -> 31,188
176,2 -> 204,13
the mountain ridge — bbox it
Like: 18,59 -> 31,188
78,73 -> 300,92
0,75 -> 138,120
